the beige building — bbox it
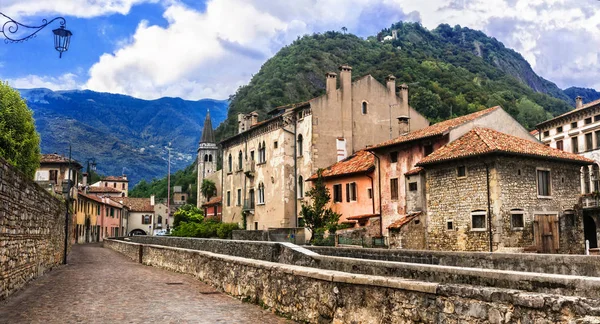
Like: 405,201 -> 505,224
35,153 -> 81,198
116,197 -> 155,235
219,65 -> 429,230
93,175 -> 129,197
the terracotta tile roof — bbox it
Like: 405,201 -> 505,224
530,129 -> 539,136
368,106 -> 501,150
404,167 -> 423,176
536,98 -> 600,128
308,150 -> 375,180
388,212 -> 423,229
115,197 -> 154,212
202,196 -> 222,207
40,153 -> 82,168
346,214 -> 379,221
88,186 -> 123,193
103,176 -> 128,182
78,191 -> 103,203
417,127 -> 594,166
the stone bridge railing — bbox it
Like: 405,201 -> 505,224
105,237 -> 600,323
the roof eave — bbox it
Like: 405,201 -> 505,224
417,151 -> 593,167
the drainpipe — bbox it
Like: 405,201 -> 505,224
484,161 -> 493,252
367,174 -> 375,216
220,144 -> 225,223
373,153 -> 383,236
282,114 -> 298,228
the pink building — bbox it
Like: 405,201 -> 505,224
101,197 -> 124,238
202,197 -> 222,221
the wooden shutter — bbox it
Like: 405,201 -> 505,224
346,184 -> 350,202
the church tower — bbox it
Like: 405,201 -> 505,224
197,109 -> 218,206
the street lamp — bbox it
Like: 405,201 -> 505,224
0,12 -> 73,58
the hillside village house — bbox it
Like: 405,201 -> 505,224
202,197 -> 222,221
536,97 -> 600,249
154,201 -> 173,233
116,197 -> 155,236
416,128 -> 592,254
365,106 -> 534,236
75,192 -> 102,243
87,186 -> 124,197
35,153 -> 81,198
219,65 -> 429,230
91,175 -> 129,197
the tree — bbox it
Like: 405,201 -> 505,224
341,26 -> 347,34
299,169 -> 341,242
0,82 -> 40,178
201,179 -> 217,200
173,204 -> 204,228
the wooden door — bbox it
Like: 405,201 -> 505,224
533,215 -> 559,253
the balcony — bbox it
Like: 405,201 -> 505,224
243,198 -> 255,212
582,195 -> 600,209
244,161 -> 255,177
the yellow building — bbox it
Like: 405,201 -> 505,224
75,192 -> 102,243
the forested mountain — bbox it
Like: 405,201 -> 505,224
564,87 -> 600,105
21,88 -> 228,186
215,22 -> 573,140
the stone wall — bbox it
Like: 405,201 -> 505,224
105,239 -> 600,323
389,214 -> 426,249
0,157 -> 70,300
231,230 -> 268,241
307,246 -> 600,277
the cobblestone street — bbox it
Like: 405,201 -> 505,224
0,243 -> 293,324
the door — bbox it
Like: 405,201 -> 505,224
584,214 -> 598,249
534,214 -> 559,253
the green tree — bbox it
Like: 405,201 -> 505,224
299,169 -> 341,242
173,204 -> 203,228
0,82 -> 40,178
201,179 -> 217,200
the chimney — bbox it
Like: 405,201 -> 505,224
249,111 -> 259,127
339,65 -> 352,92
82,172 -> 88,186
400,83 -> 409,114
385,74 -> 396,95
237,113 -> 245,134
325,72 -> 337,94
150,195 -> 155,206
576,96 -> 583,109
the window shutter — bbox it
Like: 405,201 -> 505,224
346,184 -> 350,202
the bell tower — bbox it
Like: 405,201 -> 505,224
197,109 -> 218,206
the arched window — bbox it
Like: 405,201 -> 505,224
297,134 -> 303,157
238,151 -> 243,170
583,166 -> 591,193
208,154 -> 212,162
157,215 -> 162,224
362,101 -> 368,114
228,154 -> 232,172
259,141 -> 266,163
298,176 -> 304,198
593,164 -> 599,192
258,182 -> 265,204
204,154 -> 209,162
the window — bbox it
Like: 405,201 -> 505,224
49,170 -> 58,182
367,188 -> 372,199
110,208 -> 114,217
228,154 -> 232,172
537,169 -> 551,197
254,222 -> 259,230
362,101 -> 368,114
594,164 -> 600,192
572,137 -> 579,153
273,141 -> 278,149
181,195 -> 185,201
346,182 -> 357,201
333,184 -> 342,203
390,151 -> 398,163
113,183 -> 116,188
237,189 -> 241,206
471,211 -> 487,230
297,134 -> 303,156
556,140 -> 563,151
226,191 -> 231,206
142,215 -> 151,225
424,144 -> 434,156
584,167 -> 591,194
447,221 -> 454,230
298,176 -> 304,198
586,117 -> 592,125
510,210 -> 524,230
238,151 -> 243,170
457,166 -> 467,178
122,183 -> 125,189
596,131 -> 600,149
586,133 -> 593,151
571,121 -> 578,129
543,131 -> 550,137
408,182 -> 417,191
157,215 -> 163,225
250,151 -> 255,161
204,154 -> 209,162
209,154 -> 212,162
556,126 -> 563,133
259,141 -> 266,163
249,189 -> 255,209
258,183 -> 265,204
390,178 -> 399,200
564,211 -> 576,227
213,206 -> 218,216
298,111 -> 303,119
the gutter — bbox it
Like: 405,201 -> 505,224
484,161 -> 493,253
366,174 -> 375,216
373,154 -> 383,237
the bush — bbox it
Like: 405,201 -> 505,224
217,223 -> 240,239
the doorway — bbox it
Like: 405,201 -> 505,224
584,214 -> 598,249
533,214 -> 559,253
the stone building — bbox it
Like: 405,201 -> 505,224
172,186 -> 188,205
307,150 -> 379,234
536,97 -> 600,250
197,110 -> 218,206
220,65 -> 429,230
35,153 -> 81,198
366,106 -> 534,235
417,127 -> 592,253
94,175 -> 129,197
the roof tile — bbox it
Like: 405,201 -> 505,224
388,212 -> 423,229
308,150 -> 374,180
112,197 -> 154,212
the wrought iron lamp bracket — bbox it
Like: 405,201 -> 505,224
0,13 -> 66,43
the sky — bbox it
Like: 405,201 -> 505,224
0,0 -> 599,100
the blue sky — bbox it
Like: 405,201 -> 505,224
1,0 -> 599,100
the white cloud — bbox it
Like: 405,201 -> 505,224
1,0 -> 157,18
4,73 -> 81,90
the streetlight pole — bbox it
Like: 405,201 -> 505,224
85,158 -> 96,187
167,143 -> 171,232
0,12 -> 73,57
63,145 -> 72,265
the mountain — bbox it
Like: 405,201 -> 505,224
564,87 -> 600,104
215,22 -> 573,140
20,88 -> 228,186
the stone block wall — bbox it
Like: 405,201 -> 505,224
105,239 -> 600,323
0,157 -> 70,300
232,230 -> 268,241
